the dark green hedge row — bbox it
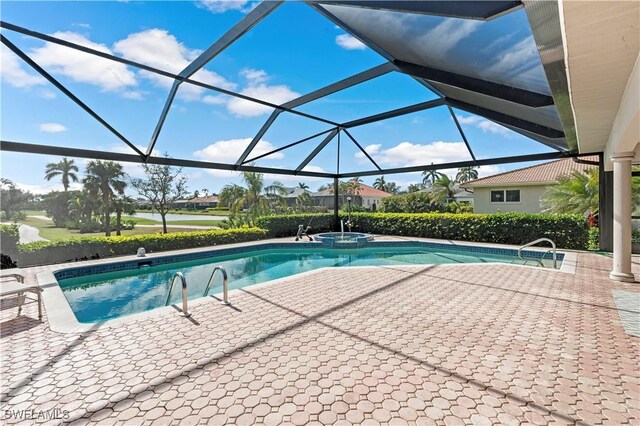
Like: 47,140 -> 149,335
254,214 -> 334,238
349,212 -> 588,249
18,228 -> 267,266
254,212 -> 589,249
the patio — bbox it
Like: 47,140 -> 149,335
1,246 -> 638,425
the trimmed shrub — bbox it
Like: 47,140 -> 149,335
347,212 -> 588,249
587,228 -> 599,251
18,228 -> 267,266
1,224 -> 19,268
254,214 -> 334,238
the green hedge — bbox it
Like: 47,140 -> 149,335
18,228 -> 267,266
254,214 -> 334,238
0,224 -> 19,268
348,212 -> 588,249
253,212 -> 588,249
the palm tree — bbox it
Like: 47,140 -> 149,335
542,169 -> 599,215
44,157 -> 79,192
220,168 -> 287,225
422,165 -> 445,187
83,160 -> 127,236
384,181 -> 400,194
373,176 -> 387,191
456,166 -> 479,183
431,175 -> 458,206
297,182 -> 309,190
112,195 -> 136,236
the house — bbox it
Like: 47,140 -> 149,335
311,183 -> 392,211
461,157 -> 597,214
281,187 -> 311,207
172,195 -> 219,209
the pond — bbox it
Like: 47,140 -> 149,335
132,212 -> 228,221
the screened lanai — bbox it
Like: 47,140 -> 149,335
2,0 -> 634,270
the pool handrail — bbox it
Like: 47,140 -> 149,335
203,266 -> 230,305
518,238 -> 557,269
166,272 -> 190,317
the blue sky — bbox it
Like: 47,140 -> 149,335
0,0 -> 555,195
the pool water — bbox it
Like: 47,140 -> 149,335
59,245 -> 557,323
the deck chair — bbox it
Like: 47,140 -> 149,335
0,271 -> 42,320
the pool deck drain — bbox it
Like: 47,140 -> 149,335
1,237 -> 638,425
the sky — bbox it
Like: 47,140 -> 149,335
0,0 -> 557,196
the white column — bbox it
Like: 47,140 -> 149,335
609,152 -> 636,282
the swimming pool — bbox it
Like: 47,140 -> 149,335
56,242 -> 563,323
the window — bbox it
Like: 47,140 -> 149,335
491,190 -> 504,203
491,189 -> 520,203
506,190 -> 520,202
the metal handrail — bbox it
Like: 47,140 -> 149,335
203,266 -> 230,305
165,272 -> 190,317
518,238 -> 557,269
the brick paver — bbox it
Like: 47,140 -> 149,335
1,246 -> 638,425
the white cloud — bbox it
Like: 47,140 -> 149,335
121,90 -> 144,100
113,28 -> 236,101
39,89 -> 57,99
15,181 -> 82,195
355,141 -> 471,167
0,46 -> 46,88
202,94 -> 227,105
240,68 -> 268,84
39,123 -> 67,133
335,34 -> 366,51
227,83 -> 299,117
193,138 -> 284,164
456,114 -> 510,136
420,20 -> 480,60
31,31 -> 137,93
477,165 -> 505,178
196,0 -> 256,13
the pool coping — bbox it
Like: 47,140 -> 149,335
35,236 -> 578,334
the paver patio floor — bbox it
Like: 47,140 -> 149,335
1,245 -> 638,425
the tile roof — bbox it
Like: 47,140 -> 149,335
190,195 -> 219,203
463,156 -> 598,186
313,183 -> 392,198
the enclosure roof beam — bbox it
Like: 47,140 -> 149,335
0,21 -> 338,127
0,35 -> 146,159
394,60 -> 554,108
338,150 -> 591,178
342,129 -> 381,171
295,128 -> 339,172
0,141 -> 337,179
235,62 -> 396,166
446,98 -> 565,140
243,128 -> 334,164
311,1 -> 523,21
341,98 -> 446,128
447,106 -> 477,162
147,1 -> 283,157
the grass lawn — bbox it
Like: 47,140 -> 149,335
121,216 -> 224,227
17,215 -> 219,241
134,209 -> 231,216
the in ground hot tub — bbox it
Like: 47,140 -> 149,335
314,232 -> 374,247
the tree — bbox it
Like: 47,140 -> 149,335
219,184 -> 246,209
384,181 -> 401,194
44,157 -> 79,192
131,156 -> 188,234
201,188 -> 209,196
112,195 -> 136,236
406,183 -> 424,193
0,179 -> 32,221
192,189 -> 200,198
83,160 -> 127,236
373,176 -> 387,191
297,182 -> 309,190
422,166 -> 446,187
296,191 -> 314,212
431,175 -> 458,206
456,166 -> 479,183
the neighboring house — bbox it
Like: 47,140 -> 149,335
281,187 -> 311,207
461,157 -> 596,214
172,195 -> 219,209
312,183 -> 392,210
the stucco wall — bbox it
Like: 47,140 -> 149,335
472,186 -> 549,214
